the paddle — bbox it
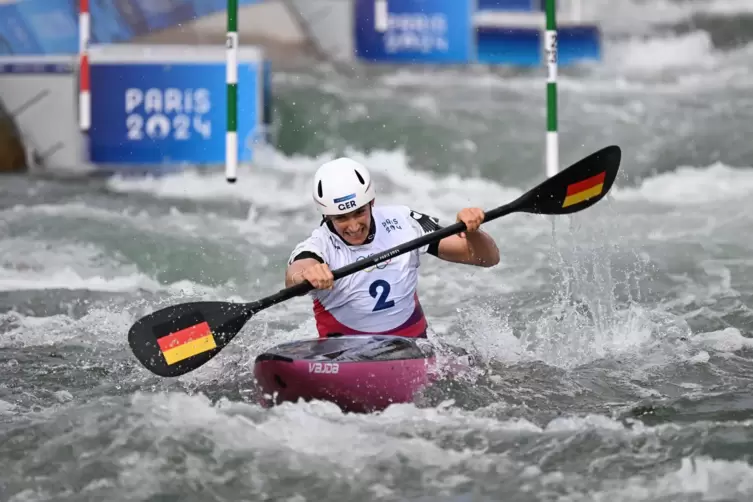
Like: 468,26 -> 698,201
128,144 -> 621,377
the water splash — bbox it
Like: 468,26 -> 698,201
484,211 -> 692,369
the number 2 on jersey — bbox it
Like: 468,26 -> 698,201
369,279 -> 395,311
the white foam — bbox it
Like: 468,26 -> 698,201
107,165 -> 312,212
0,237 -> 216,295
126,392 -> 508,480
0,399 -> 17,414
20,387 -> 753,501
590,0 -> 690,30
700,0 -> 753,15
592,0 -> 753,31
691,327 -> 753,354
106,149 -> 523,225
613,162 -> 753,206
128,390 -> 657,452
545,414 -> 635,433
0,308 -> 134,348
2,200 -> 263,241
606,31 -> 717,73
0,267 -> 161,293
584,456 -> 753,501
105,143 -> 753,215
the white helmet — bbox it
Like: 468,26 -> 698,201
312,157 -> 375,216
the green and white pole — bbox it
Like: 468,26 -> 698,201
226,0 -> 239,183
545,0 -> 558,178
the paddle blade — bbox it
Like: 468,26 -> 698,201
516,145 -> 621,215
127,301 -> 254,377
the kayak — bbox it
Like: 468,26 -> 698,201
252,334 -> 471,413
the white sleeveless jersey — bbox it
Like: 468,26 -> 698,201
288,205 -> 441,337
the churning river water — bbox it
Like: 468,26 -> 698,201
2,0 -> 753,500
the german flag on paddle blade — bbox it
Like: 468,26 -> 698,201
562,171 -> 606,208
153,311 -> 217,365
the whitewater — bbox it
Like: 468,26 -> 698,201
2,0 -> 753,500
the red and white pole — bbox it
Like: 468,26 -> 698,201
79,0 -> 90,132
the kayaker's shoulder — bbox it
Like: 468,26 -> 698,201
373,204 -> 438,222
288,225 -> 333,265
375,204 -> 441,234
296,220 -> 332,242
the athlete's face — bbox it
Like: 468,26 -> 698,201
330,202 -> 372,245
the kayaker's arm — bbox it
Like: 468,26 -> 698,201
405,206 -> 500,267
285,256 -> 324,288
434,207 -> 499,267
436,230 -> 500,267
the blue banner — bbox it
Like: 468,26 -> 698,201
476,27 -> 539,66
0,0 -> 262,55
130,0 -> 196,32
13,0 -> 78,54
82,0 -> 137,43
88,62 -> 260,166
189,0 -> 231,17
0,4 -> 43,55
354,0 -> 601,66
108,0 -> 151,37
477,0 -> 537,11
354,0 -> 472,63
0,61 -> 75,74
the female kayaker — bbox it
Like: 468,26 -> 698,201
285,157 -> 500,338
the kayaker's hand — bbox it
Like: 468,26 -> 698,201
456,207 -> 485,238
295,263 -> 335,290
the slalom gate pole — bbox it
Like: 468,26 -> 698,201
226,0 -> 239,183
79,0 -> 90,132
545,0 -> 558,178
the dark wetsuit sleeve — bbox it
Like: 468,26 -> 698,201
288,233 -> 328,265
291,251 -> 324,263
406,208 -> 442,257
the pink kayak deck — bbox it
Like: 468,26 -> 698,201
252,335 -> 471,413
